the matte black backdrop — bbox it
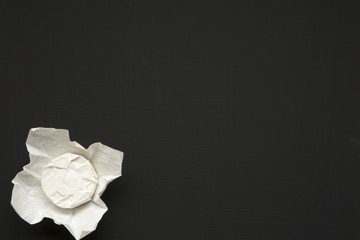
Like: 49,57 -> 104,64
1,1 -> 360,240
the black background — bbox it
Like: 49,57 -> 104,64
1,1 -> 360,239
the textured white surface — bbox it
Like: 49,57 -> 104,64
11,127 -> 124,240
41,153 -> 98,209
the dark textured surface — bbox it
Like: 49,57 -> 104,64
1,1 -> 360,239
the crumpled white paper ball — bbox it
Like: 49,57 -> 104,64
11,127 -> 124,240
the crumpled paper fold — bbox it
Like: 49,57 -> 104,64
11,127 -> 123,239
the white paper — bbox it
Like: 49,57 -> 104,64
11,127 -> 124,240
41,153 -> 99,209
